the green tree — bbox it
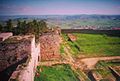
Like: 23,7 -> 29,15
17,20 -> 22,28
32,20 -> 40,42
6,19 -> 13,32
33,20 -> 39,35
17,20 -> 22,34
22,20 -> 27,34
39,20 -> 48,33
25,22 -> 35,34
0,23 -> 3,32
15,20 -> 27,35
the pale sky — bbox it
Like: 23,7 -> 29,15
0,0 -> 120,15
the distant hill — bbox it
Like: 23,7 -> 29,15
0,15 -> 120,29
1,15 -> 120,21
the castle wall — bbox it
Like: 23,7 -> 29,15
9,36 -> 40,81
0,35 -> 40,81
0,32 -> 13,42
40,33 -> 61,61
0,36 -> 31,72
0,28 -> 61,81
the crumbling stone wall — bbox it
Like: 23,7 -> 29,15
9,35 -> 40,81
0,27 -> 61,81
40,28 -> 61,61
0,36 -> 31,72
0,35 -> 40,81
0,32 -> 13,42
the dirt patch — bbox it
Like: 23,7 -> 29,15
77,56 -> 120,70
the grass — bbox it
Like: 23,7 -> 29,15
95,61 -> 111,78
77,69 -> 91,81
96,60 -> 120,68
34,64 -> 79,81
105,59 -> 120,66
62,33 -> 120,57
67,41 -> 80,55
62,34 -> 80,56
95,60 -> 120,79
74,33 -> 120,56
60,44 -> 65,54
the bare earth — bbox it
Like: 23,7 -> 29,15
78,56 -> 120,69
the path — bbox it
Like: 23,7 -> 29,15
77,56 -> 120,69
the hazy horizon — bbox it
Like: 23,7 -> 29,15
1,14 -> 120,16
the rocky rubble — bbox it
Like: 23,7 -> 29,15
67,33 -> 77,42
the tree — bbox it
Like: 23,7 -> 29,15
0,23 -> 3,32
5,19 -> 13,32
33,20 -> 39,35
16,20 -> 22,34
38,20 -> 48,33
25,22 -> 35,34
17,20 -> 22,28
14,20 -> 27,35
22,20 -> 27,34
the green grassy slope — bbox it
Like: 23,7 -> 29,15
34,64 -> 79,81
62,33 -> 120,57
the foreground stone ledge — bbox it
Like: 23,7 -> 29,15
0,32 -> 13,42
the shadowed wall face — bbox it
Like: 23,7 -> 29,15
0,35 -> 40,81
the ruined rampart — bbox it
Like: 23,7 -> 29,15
0,35 -> 40,81
40,29 -> 61,61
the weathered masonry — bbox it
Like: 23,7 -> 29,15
0,34 -> 40,81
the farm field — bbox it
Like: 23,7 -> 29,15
62,33 -> 120,57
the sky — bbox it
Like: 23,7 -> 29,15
0,0 -> 120,15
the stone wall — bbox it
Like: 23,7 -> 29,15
0,35 -> 40,81
40,28 -> 61,61
0,32 -> 13,42
9,35 -> 40,81
0,35 -> 31,72
0,27 -> 61,81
